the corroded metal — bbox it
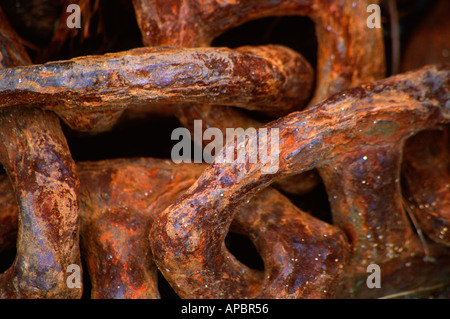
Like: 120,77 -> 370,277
140,0 -> 386,196
78,159 -> 206,299
0,0 -> 449,300
0,6 -> 81,299
0,45 -> 313,132
78,159 -> 349,298
132,0 -> 385,104
0,158 -> 348,298
149,65 -> 450,299
0,8 -> 31,68
0,107 -> 81,298
401,128 -> 450,247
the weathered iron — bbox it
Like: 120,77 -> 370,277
149,65 -> 450,298
0,0 -> 449,300
0,6 -> 81,299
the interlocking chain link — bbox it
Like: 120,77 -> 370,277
0,0 -> 449,299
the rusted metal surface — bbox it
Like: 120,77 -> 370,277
132,0 -> 385,104
78,158 -> 206,299
400,0 -> 450,73
0,45 -> 313,132
133,0 -> 386,121
0,174 -> 16,254
0,8 -> 31,68
0,6 -> 81,298
139,0 -> 385,196
150,65 -> 450,298
78,159 -> 348,298
401,128 -> 450,247
0,157 -> 348,299
0,0 -> 449,300
0,108 -> 82,298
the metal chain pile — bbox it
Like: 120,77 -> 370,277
0,0 -> 449,298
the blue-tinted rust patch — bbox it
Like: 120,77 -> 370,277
365,120 -> 399,138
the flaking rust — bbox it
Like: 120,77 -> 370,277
149,65 -> 450,299
0,6 -> 81,298
0,0 -> 449,299
0,45 -> 313,130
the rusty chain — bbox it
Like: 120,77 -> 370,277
0,0 -> 449,299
